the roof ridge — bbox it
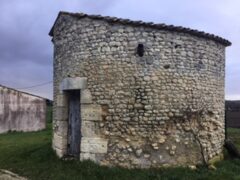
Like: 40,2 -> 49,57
49,11 -> 231,46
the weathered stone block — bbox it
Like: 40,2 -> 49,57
55,147 -> 66,158
81,137 -> 108,153
81,89 -> 92,104
81,104 -> 102,121
56,94 -> 67,107
81,121 -> 99,137
60,77 -> 87,90
53,133 -> 67,150
55,106 -> 68,121
80,152 -> 96,161
55,120 -> 68,137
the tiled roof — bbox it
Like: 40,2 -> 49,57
49,11 -> 231,46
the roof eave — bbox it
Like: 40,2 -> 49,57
49,11 -> 64,37
49,11 -> 231,47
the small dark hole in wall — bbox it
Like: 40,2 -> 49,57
153,35 -> 156,39
101,104 -> 109,121
195,60 -> 205,70
174,44 -> 181,49
137,44 -> 144,57
208,110 -> 214,117
164,64 -> 170,69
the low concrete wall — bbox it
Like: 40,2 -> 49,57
0,85 -> 46,133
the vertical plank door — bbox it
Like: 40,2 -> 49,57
67,90 -> 81,157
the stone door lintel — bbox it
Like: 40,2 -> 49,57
60,77 -> 87,91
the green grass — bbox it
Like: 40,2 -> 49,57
46,106 -> 52,123
227,128 -> 240,149
1,123 -> 240,180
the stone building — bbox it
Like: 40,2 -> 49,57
0,85 -> 46,133
49,11 -> 231,168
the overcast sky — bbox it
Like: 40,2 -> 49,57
0,0 -> 239,100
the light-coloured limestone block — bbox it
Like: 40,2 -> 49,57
81,104 -> 102,121
60,77 -> 87,91
81,89 -> 92,104
55,120 -> 68,137
56,94 -> 67,107
53,133 -> 67,150
55,147 -> 66,158
81,121 -> 99,137
55,106 -> 68,121
80,152 -> 96,161
81,137 -> 108,153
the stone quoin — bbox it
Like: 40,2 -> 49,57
49,11 -> 231,168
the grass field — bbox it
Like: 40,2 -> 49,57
227,128 -> 240,149
0,122 -> 240,179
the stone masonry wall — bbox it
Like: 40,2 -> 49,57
52,14 -> 226,168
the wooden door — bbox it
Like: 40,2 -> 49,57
67,90 -> 81,157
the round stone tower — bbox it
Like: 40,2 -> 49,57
49,11 -> 231,168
